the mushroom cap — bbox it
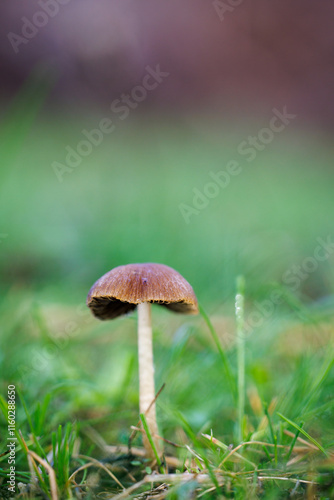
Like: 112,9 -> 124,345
87,263 -> 199,320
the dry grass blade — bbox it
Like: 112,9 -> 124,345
111,473 -> 212,500
26,453 -> 38,495
185,444 -> 205,464
256,476 -> 315,485
110,469 -> 320,499
287,451 -> 313,467
202,434 -> 256,467
72,454 -> 125,490
218,440 -> 290,467
28,450 -> 58,500
68,461 -> 98,483
144,473 -> 211,484
283,430 -> 319,451
107,478 -> 146,499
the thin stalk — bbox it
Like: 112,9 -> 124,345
140,414 -> 163,472
137,302 -> 161,459
236,276 -> 245,443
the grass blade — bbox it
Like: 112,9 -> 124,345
285,421 -> 304,463
264,403 -> 277,465
277,413 -> 328,456
235,275 -> 245,442
17,386 -> 35,435
199,304 -> 237,403
140,413 -> 163,471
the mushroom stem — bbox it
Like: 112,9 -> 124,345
137,302 -> 161,458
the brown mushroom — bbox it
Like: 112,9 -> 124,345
87,263 -> 198,458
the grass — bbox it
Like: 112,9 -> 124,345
0,284 -> 333,498
0,73 -> 334,498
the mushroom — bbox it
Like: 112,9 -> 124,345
86,263 -> 198,458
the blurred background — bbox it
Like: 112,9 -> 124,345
0,0 -> 333,310
1,3 -> 334,493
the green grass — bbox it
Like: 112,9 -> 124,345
0,74 -> 334,498
0,284 -> 333,498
